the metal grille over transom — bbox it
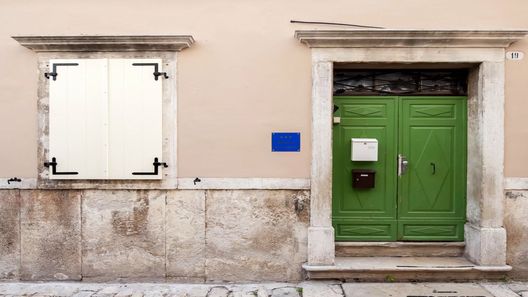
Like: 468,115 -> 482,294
333,69 -> 468,96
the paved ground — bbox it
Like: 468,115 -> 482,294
0,281 -> 526,297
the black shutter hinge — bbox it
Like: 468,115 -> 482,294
132,157 -> 168,175
132,63 -> 168,80
44,157 -> 79,175
44,63 -> 79,81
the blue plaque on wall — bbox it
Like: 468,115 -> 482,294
271,132 -> 301,152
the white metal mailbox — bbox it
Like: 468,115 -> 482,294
351,138 -> 378,161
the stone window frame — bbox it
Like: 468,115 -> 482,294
295,30 -> 528,268
12,35 -> 194,189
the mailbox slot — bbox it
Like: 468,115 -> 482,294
351,138 -> 378,161
352,169 -> 376,189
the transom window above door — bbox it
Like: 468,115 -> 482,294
333,69 -> 468,96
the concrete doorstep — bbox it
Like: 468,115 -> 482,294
0,281 -> 526,297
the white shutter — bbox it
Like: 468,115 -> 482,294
48,59 -> 108,179
107,59 -> 163,179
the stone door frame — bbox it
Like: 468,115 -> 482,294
295,30 -> 528,266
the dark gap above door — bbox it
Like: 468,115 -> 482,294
333,69 -> 468,96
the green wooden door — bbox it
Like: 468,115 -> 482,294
333,96 -> 466,241
397,97 -> 467,241
332,97 -> 398,241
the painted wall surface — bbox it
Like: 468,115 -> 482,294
505,38 -> 528,177
0,0 -> 527,178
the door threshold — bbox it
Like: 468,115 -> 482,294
336,241 -> 465,257
303,256 -> 511,281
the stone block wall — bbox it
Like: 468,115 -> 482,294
0,190 -> 19,279
505,190 -> 528,279
0,189 -> 309,282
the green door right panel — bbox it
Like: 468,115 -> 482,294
397,97 -> 467,241
333,96 -> 467,242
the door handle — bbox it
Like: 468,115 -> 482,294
398,154 -> 408,176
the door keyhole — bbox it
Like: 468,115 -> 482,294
431,162 -> 436,175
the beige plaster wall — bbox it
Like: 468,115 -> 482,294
505,38 -> 528,177
0,0 -> 527,178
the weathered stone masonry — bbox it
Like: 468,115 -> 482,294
0,189 -> 309,282
504,190 -> 528,279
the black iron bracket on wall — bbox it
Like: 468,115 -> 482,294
7,177 -> 21,184
44,63 -> 79,81
132,63 -> 169,81
132,157 -> 168,175
44,157 -> 79,175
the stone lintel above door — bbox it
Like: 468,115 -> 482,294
296,29 -> 528,268
295,30 -> 528,48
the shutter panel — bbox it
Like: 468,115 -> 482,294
108,59 -> 163,179
48,59 -> 108,179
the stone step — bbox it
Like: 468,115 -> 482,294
342,283 -> 496,297
335,241 -> 465,257
303,257 -> 511,281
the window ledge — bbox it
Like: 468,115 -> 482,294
12,35 -> 195,52
295,30 -> 528,48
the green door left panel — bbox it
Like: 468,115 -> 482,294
332,97 -> 398,241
